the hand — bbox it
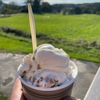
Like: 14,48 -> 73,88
10,78 -> 26,100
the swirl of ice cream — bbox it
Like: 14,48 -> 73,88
19,44 -> 74,88
32,69 -> 68,88
34,44 -> 70,72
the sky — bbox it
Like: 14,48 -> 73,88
2,0 -> 100,5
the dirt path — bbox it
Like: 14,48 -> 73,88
0,53 -> 99,99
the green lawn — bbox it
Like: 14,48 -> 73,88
0,13 -> 100,62
0,13 -> 100,41
0,13 -> 30,32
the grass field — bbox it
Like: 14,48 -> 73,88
0,13 -> 100,62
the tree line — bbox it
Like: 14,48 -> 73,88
61,3 -> 100,15
0,0 -> 100,15
0,0 -> 52,14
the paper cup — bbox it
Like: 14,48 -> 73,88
17,60 -> 78,100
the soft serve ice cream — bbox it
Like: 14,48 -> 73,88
19,44 -> 75,88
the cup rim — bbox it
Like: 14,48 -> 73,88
17,60 -> 78,91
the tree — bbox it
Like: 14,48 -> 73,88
82,8 -> 90,14
25,0 -> 41,13
8,1 -> 18,10
33,0 -> 41,13
96,11 -> 100,15
1,1 -> 20,14
20,6 -> 28,13
24,0 -> 34,5
0,0 -> 2,5
62,8 -> 67,15
0,0 -> 3,14
68,8 -> 74,14
74,7 -> 81,14
41,2 -> 51,13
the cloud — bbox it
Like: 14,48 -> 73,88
42,0 -> 100,4
2,0 -> 25,5
2,0 -> 10,4
43,0 -> 76,4
2,0 -> 100,6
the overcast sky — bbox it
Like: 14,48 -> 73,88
2,0 -> 100,5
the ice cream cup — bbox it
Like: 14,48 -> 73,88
17,60 -> 78,100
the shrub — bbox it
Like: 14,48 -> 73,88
1,26 -> 31,38
90,40 -> 97,47
96,41 -> 100,49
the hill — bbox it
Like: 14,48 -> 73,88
52,2 -> 100,14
